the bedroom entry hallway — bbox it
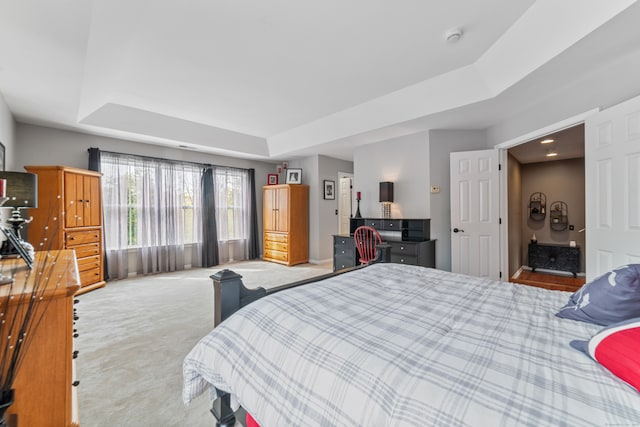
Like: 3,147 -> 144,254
75,259 -> 332,427
504,123 -> 586,289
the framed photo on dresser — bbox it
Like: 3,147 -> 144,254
286,168 -> 302,184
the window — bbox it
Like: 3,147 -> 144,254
214,167 -> 249,242
101,153 -> 202,250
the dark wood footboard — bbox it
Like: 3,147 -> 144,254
207,244 -> 390,427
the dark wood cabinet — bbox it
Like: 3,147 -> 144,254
335,218 -> 435,271
389,240 -> 435,266
333,235 -> 356,271
528,243 -> 580,277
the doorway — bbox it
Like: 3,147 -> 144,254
337,173 -> 353,235
505,124 -> 586,288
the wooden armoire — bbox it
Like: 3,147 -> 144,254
25,165 -> 106,294
263,184 -> 309,266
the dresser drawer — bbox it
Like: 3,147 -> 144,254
390,254 -> 418,265
333,236 -> 354,249
264,240 -> 288,252
333,245 -> 353,257
264,232 -> 288,243
381,220 -> 402,231
365,219 -> 382,229
77,255 -> 101,272
264,249 -> 288,262
73,243 -> 101,259
66,229 -> 101,246
389,242 -> 418,256
334,254 -> 356,271
79,267 -> 101,286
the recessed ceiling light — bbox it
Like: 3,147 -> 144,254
546,152 -> 558,157
540,138 -> 554,144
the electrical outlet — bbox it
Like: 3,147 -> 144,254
430,186 -> 440,193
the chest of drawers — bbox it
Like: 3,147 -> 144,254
528,243 -> 580,277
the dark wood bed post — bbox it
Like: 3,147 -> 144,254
207,244 -> 391,426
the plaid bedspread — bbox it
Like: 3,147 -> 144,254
183,263 -> 640,426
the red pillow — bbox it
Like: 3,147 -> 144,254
571,318 -> 640,392
246,412 -> 261,427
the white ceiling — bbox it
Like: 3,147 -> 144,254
1,0 -> 640,161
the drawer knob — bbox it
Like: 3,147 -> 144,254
72,350 -> 79,359
72,380 -> 80,387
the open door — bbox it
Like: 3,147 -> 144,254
585,95 -> 640,280
338,175 -> 353,235
450,149 -> 501,279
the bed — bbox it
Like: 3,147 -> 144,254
183,263 -> 640,426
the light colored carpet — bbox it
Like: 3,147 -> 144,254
76,260 -> 333,427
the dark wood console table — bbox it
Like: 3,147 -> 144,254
333,218 -> 435,271
528,243 -> 580,277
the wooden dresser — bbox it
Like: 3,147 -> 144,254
4,250 -> 80,427
263,184 -> 309,266
25,166 -> 105,294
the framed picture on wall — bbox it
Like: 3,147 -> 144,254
323,180 -> 335,200
267,173 -> 279,185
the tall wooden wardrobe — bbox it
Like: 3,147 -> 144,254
263,184 -> 309,266
25,165 -> 106,294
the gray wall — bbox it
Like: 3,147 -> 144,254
15,123 -> 353,266
520,158 -> 586,271
507,154 -> 523,277
353,132 -> 430,219
0,93 -> 16,170
317,155 -> 354,262
428,129 -> 489,271
288,155 -> 354,263
14,123 -> 278,260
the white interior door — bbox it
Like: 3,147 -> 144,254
338,175 -> 353,235
450,149 -> 501,279
585,95 -> 640,280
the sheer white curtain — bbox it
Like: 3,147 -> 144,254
101,153 -> 202,279
213,167 -> 251,263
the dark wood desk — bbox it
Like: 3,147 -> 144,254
334,218 -> 436,271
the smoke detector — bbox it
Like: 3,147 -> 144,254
444,28 -> 463,43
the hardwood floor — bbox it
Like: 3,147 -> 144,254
510,267 -> 585,292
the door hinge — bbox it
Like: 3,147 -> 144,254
499,217 -> 502,224
499,271 -> 502,278
498,163 -> 502,171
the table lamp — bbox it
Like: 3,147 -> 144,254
0,172 -> 38,257
379,181 -> 394,219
